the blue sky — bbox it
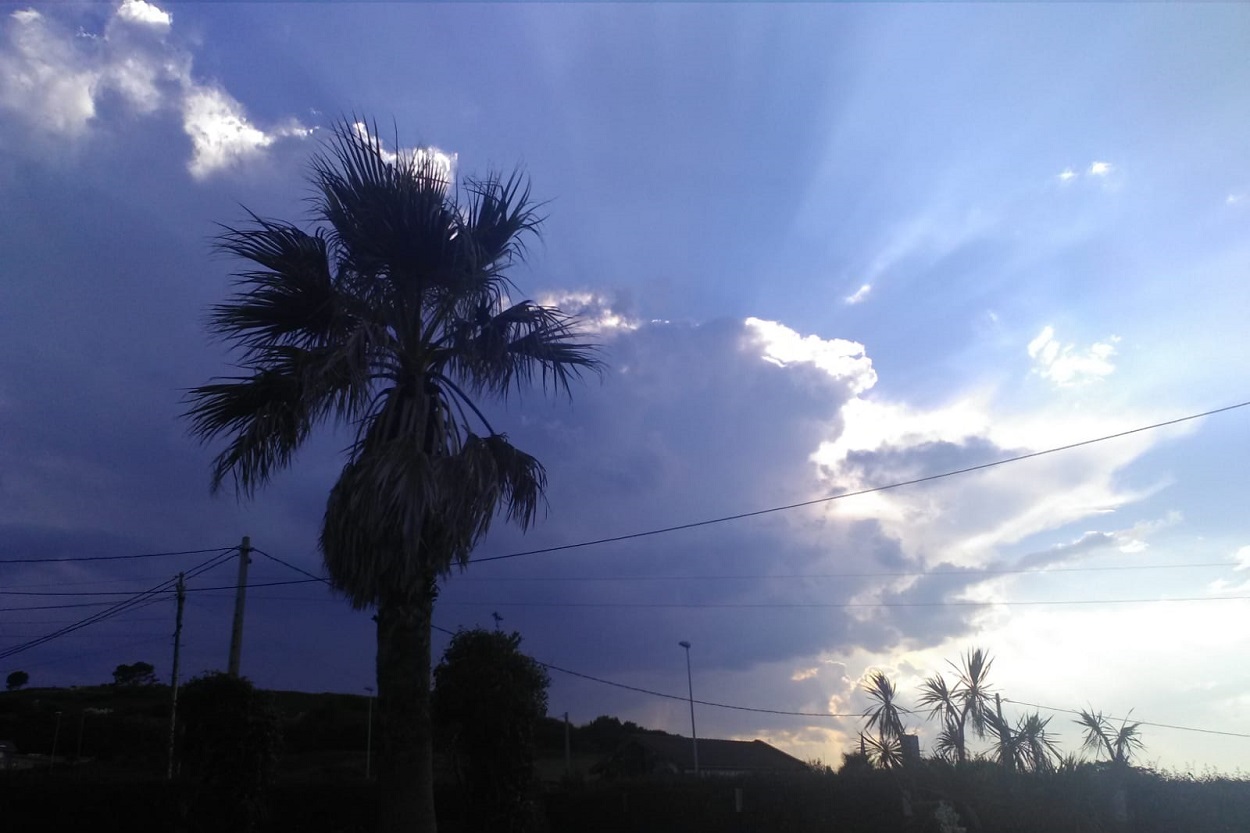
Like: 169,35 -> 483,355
2,1 -> 1250,771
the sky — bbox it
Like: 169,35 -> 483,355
1,1 -> 1249,773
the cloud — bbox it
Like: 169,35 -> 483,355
1227,193 -> 1245,206
1088,161 -> 1112,176
1057,168 -> 1078,183
0,2 -> 308,178
115,0 -> 171,29
350,121 -> 456,184
844,284 -> 872,305
745,317 -> 877,395
1026,326 -> 1119,387
1235,546 -> 1250,572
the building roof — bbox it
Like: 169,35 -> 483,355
603,734 -> 809,774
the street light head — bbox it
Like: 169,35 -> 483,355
679,641 -> 691,649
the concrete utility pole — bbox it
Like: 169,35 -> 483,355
228,536 -> 252,677
679,641 -> 699,775
167,572 -> 185,780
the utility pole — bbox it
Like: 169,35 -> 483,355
167,572 -> 185,780
228,536 -> 251,677
679,641 -> 699,775
564,712 -> 572,776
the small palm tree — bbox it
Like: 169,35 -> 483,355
916,648 -> 996,764
861,670 -> 908,768
863,670 -> 907,740
1076,708 -> 1144,766
186,119 -> 599,832
1015,712 -> 1062,773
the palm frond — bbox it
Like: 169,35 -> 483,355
1016,712 -> 1061,773
862,671 -> 907,742
860,731 -> 904,770
952,647 -> 995,739
210,217 -> 373,356
440,300 -> 602,400
1076,709 -> 1118,762
186,340 -> 369,493
462,171 -> 543,273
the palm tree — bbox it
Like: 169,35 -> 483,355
916,648 -> 996,764
861,670 -> 907,768
1076,708 -> 1144,766
186,119 -> 599,832
1014,712 -> 1061,773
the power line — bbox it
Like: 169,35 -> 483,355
449,562 -> 1240,583
0,549 -> 237,660
539,659 -> 860,717
1001,698 -> 1250,740
539,659 -> 1250,739
469,401 -> 1250,565
242,552 -> 1250,742
438,595 -> 1250,610
0,546 -> 236,566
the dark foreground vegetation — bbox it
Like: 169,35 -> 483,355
4,670 -> 1249,832
3,759 -> 1250,832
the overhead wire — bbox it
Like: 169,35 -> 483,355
0,546 -> 236,565
240,550 -> 1250,742
468,401 -> 1250,565
0,548 -> 237,660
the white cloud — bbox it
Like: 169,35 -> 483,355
745,317 -> 877,395
1227,193 -> 1245,206
0,9 -> 98,136
537,291 -> 639,335
115,0 -> 171,29
0,2 -> 309,178
844,283 -> 872,305
1027,325 -> 1119,387
351,122 -> 456,184
1057,168 -> 1078,182
1089,161 -> 1112,176
1235,546 -> 1250,572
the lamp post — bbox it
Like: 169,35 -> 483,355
364,686 -> 374,779
678,641 -> 699,775
50,711 -> 63,771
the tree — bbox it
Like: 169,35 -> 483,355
860,670 -> 907,769
432,629 -> 549,832
113,661 -> 157,686
1076,708 -> 1144,766
5,670 -> 29,691
917,648 -> 995,764
186,119 -> 598,832
178,672 -> 281,833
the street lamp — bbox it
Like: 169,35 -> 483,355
364,686 -> 375,779
50,711 -> 63,771
678,641 -> 699,775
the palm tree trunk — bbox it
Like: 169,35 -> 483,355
376,592 -> 437,833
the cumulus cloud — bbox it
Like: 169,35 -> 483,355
1057,168 -> 1078,183
1027,325 -> 1119,387
0,2 -> 309,178
115,0 -> 172,28
1089,161 -> 1112,176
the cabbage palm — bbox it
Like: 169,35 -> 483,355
186,120 -> 599,832
1015,712 -> 1061,773
861,670 -> 907,768
1076,708 -> 1144,766
917,648 -> 996,764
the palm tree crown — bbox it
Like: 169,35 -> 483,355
186,120 -> 600,607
